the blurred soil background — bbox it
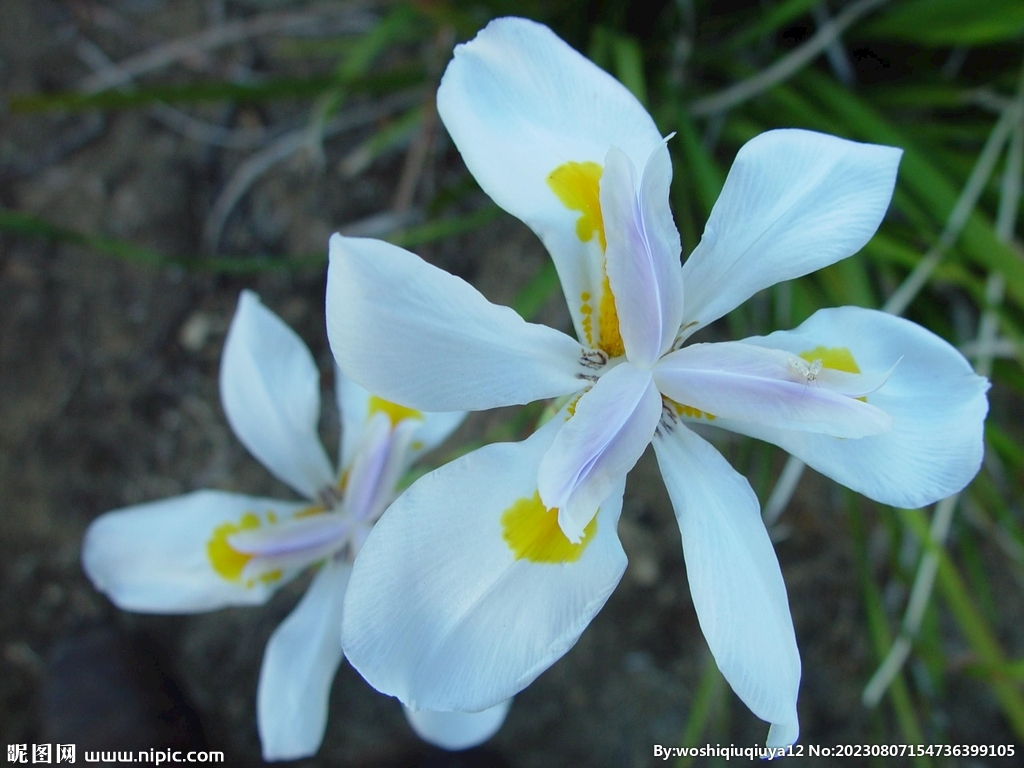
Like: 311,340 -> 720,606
2,1 -> 1024,767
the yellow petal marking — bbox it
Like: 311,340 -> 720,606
598,273 -> 625,358
207,512 -> 260,582
208,506 -> 325,584
501,491 -> 596,563
799,346 -> 860,373
368,395 -> 422,427
547,161 -> 605,250
799,345 -> 866,401
546,161 -> 624,357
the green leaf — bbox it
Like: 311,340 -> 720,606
725,0 -> 822,51
865,0 -> 1024,45
674,111 -> 724,218
589,27 -> 648,105
901,506 -> 1024,739
0,205 -> 500,273
6,69 -> 425,113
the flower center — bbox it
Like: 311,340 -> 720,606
207,491 -> 352,587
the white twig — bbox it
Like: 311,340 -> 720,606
688,0 -> 888,117
202,89 -> 424,253
882,103 -> 1019,316
763,455 -> 808,527
79,5 -> 372,94
958,337 -> 1020,361
75,38 -> 286,150
811,2 -> 856,87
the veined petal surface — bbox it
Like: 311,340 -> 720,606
403,700 -> 511,751
82,490 -> 308,613
341,413 -> 627,712
654,425 -> 800,746
327,235 -> 584,411
602,145 -> 684,367
257,558 -> 351,761
221,291 -> 334,498
654,342 -> 893,437
538,362 -> 661,541
721,307 -> 989,507
436,17 -> 664,340
680,130 -> 902,335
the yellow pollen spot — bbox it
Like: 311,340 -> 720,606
208,512 -> 261,582
368,395 -> 422,427
799,346 -> 860,374
295,503 -> 327,519
668,398 -> 716,421
547,161 -> 605,250
580,292 -> 594,345
258,570 -> 282,585
501,491 -> 596,563
566,393 -> 582,419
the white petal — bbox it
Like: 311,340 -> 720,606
257,558 -> 351,761
221,291 -> 334,498
335,368 -> 465,471
406,409 -> 467,464
338,411 -> 393,525
403,699 -> 511,751
538,362 -> 661,541
719,307 -> 989,508
436,17 -> 664,341
326,235 -> 585,411
680,130 -> 902,334
653,425 -> 800,745
602,145 -> 684,366
82,490 -> 308,613
335,366 -> 372,471
341,413 -> 627,712
654,342 -> 893,438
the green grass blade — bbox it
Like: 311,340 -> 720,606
725,0 -> 822,50
0,205 -> 501,273
7,68 -> 425,113
674,653 -> 726,768
864,0 -> 1024,45
674,110 -> 725,218
795,69 -> 1024,309
847,502 -> 932,768
901,506 -> 1024,739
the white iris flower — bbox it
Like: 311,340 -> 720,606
325,18 -> 989,747
82,291 -> 509,759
